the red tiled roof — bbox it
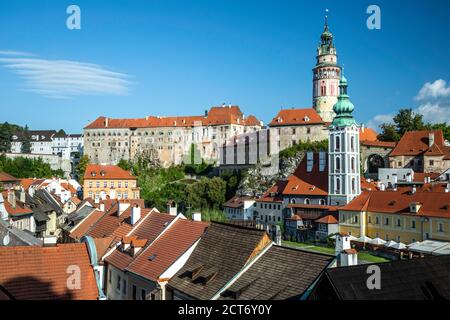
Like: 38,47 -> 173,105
287,204 -> 339,211
61,183 -> 77,194
390,130 -> 447,157
413,172 -> 441,183
361,140 -> 396,148
69,210 -> 106,240
84,106 -> 261,129
126,219 -> 208,282
269,108 -> 324,126
1,191 -> 33,216
315,215 -> 338,224
223,195 -> 254,208
341,187 -> 450,218
257,181 -> 287,203
0,172 -> 19,182
84,164 -> 137,181
283,153 -> 328,196
0,243 -> 99,300
69,196 -> 82,206
359,127 -> 378,142
105,211 -> 177,270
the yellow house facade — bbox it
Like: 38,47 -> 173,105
338,186 -> 450,244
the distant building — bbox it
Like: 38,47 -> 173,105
223,195 -> 256,221
339,183 -> 450,244
83,164 -> 140,200
389,130 -> 450,173
83,105 -> 262,167
0,172 -> 21,190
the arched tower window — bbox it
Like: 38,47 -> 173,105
351,136 -> 355,151
336,156 -> 341,172
335,136 -> 340,151
336,178 -> 341,193
304,199 -> 311,205
352,178 -> 356,192
351,157 -> 355,172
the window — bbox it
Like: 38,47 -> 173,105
104,181 -> 107,188
125,181 -> 128,188
351,136 -> 355,151
351,178 -> 356,192
429,160 -> 434,166
307,128 -> 311,134
117,275 -> 121,291
278,217 -> 281,222
411,220 -> 416,229
438,223 -> 444,232
351,157 -> 355,172
122,279 -> 127,295
319,199 -> 325,205
335,136 -> 340,151
141,289 -> 146,300
341,214 -> 345,223
335,157 -> 341,172
118,181 -> 122,188
336,178 -> 341,193
110,181 -> 114,188
88,181 -> 93,188
353,215 -> 358,224
304,198 -> 311,205
375,217 -> 380,224
368,216 -> 372,224
384,217 -> 389,225
396,219 -> 401,227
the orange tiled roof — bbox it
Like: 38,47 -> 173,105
69,196 -> 81,206
282,153 -> 328,196
361,140 -> 397,148
269,108 -> 324,126
69,210 -> 106,240
257,181 -> 288,203
359,127 -> 378,142
84,106 -> 261,129
0,243 -> 99,300
126,219 -> 208,282
1,191 -> 33,216
84,164 -> 136,181
390,130 -> 447,157
105,211 -> 176,270
0,172 -> 19,182
315,215 -> 339,224
341,187 -> 450,219
223,195 -> 254,208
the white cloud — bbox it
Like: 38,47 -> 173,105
0,51 -> 133,99
415,79 -> 450,100
366,113 -> 394,132
0,50 -> 35,57
415,102 -> 450,124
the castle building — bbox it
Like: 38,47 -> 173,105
312,17 -> 341,123
83,105 -> 261,167
328,74 -> 361,206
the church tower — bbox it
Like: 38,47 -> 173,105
313,16 -> 341,123
328,73 -> 361,206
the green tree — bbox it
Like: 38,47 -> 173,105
57,129 -> 66,136
20,125 -> 32,154
426,122 -> 450,141
206,177 -> 226,209
76,155 -> 90,184
378,123 -> 401,142
392,108 -> 425,135
117,159 -> 132,171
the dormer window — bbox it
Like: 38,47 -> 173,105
303,116 -> 310,122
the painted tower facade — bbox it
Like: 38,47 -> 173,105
313,18 -> 341,123
328,74 -> 361,206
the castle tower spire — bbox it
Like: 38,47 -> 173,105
312,12 -> 341,123
328,74 -> 361,206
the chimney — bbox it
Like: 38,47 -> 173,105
411,186 -> 417,194
192,212 -> 202,222
167,200 -> 177,216
429,132 -> 435,147
118,202 -> 130,216
380,183 -> 386,191
275,225 -> 282,245
99,203 -> 105,212
28,185 -> 35,198
43,236 -> 58,247
406,173 -> 412,183
393,174 -> 398,186
7,190 -> 16,209
131,205 -> 141,225
335,233 -> 357,267
19,188 -> 26,203
105,118 -> 109,127
94,196 -> 100,204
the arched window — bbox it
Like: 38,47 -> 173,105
319,199 -> 326,205
351,136 -> 355,151
336,178 -> 341,193
351,157 -> 355,172
304,199 -> 311,205
335,136 -> 340,151
352,178 -> 356,192
336,157 -> 341,172
290,199 -> 296,204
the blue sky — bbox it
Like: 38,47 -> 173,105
0,0 -> 449,133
